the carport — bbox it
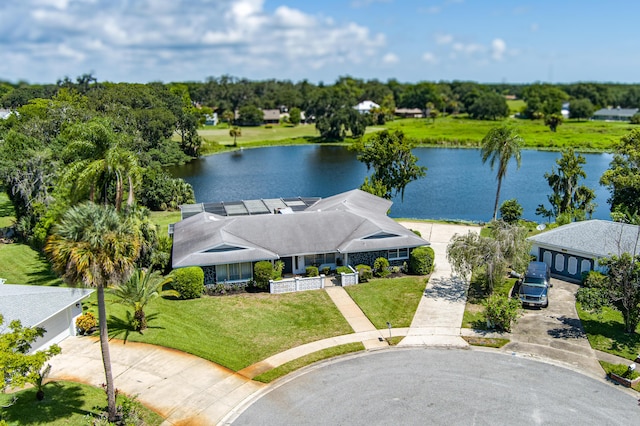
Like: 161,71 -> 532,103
528,219 -> 640,282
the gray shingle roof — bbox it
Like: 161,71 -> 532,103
0,284 -> 93,329
172,189 -> 428,268
527,220 -> 640,258
592,107 -> 639,119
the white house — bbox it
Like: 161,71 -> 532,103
527,220 -> 640,282
353,100 -> 380,114
0,283 -> 93,352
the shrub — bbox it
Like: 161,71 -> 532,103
631,113 -> 640,125
356,264 -> 372,282
409,246 -> 435,275
75,312 -> 96,335
254,261 -> 275,289
172,266 -> 204,299
322,266 -> 331,275
411,229 -> 422,237
336,266 -> 352,274
306,266 -> 319,277
499,199 -> 523,224
484,295 -> 522,332
373,257 -> 390,277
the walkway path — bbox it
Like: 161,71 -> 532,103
398,222 -> 480,348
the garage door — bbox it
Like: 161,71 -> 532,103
539,248 -> 594,282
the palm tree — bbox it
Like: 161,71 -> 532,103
481,126 -> 523,220
229,126 -> 242,147
112,269 -> 176,331
45,203 -> 141,422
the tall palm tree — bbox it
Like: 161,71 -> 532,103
45,203 -> 141,422
229,126 -> 242,147
112,268 -> 176,331
481,126 -> 523,220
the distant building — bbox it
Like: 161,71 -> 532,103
262,109 -> 282,124
592,107 -> 638,122
205,112 -> 218,126
353,100 -> 380,114
561,102 -> 570,119
0,109 -> 14,119
394,108 -> 424,118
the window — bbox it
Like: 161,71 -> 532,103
388,248 -> 409,260
216,262 -> 252,282
304,253 -> 337,265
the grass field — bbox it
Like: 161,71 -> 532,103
576,302 -> 640,360
381,116 -> 633,150
0,380 -> 163,425
344,276 -> 426,328
83,290 -> 353,372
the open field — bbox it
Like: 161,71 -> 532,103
381,117 -> 633,150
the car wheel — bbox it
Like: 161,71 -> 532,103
543,301 -> 549,308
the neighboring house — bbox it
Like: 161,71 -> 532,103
0,283 -> 93,352
561,102 -> 570,119
205,112 -> 218,126
0,109 -> 13,119
262,109 -> 281,124
394,108 -> 424,118
592,107 -> 639,121
527,220 -> 640,282
353,100 -> 380,114
172,189 -> 429,285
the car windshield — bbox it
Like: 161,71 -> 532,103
524,277 -> 546,286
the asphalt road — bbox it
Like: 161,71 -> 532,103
232,348 -> 638,425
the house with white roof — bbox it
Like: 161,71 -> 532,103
0,283 -> 93,352
171,189 -> 429,285
527,220 -> 640,282
353,100 -> 380,114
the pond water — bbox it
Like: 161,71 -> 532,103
168,145 -> 614,223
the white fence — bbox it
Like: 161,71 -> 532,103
270,275 -> 325,294
339,266 -> 359,287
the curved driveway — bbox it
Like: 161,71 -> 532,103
231,348 -> 639,425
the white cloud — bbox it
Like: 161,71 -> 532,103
382,52 -> 399,64
422,52 -> 438,64
491,38 -> 506,60
435,33 -> 453,45
0,0 -> 387,83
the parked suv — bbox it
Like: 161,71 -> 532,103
517,261 -> 551,308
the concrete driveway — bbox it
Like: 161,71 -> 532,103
501,278 -> 604,378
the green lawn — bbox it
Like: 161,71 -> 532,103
576,302 -> 640,360
149,210 -> 181,233
0,192 -> 14,228
84,290 -> 353,372
381,116 -> 633,150
344,276 -> 426,328
0,380 -> 163,425
0,243 -> 63,286
253,342 -> 365,383
199,123 -> 320,145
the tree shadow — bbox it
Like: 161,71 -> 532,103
547,315 -> 587,339
0,381 -> 89,424
107,312 -> 163,342
580,317 -> 640,358
424,276 -> 467,302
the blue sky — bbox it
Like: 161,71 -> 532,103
2,0 -> 639,85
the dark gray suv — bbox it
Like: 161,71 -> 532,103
517,261 -> 551,308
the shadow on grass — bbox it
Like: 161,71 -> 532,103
580,317 -> 640,358
0,198 -> 14,218
107,312 -> 163,342
0,381 -> 88,424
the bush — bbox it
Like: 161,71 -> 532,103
75,312 -> 96,335
373,257 -> 390,277
322,266 -> 331,275
409,246 -> 435,275
411,229 -> 422,237
356,264 -> 372,282
172,266 -> 204,299
631,113 -> 640,125
336,266 -> 352,274
484,295 -> 522,332
499,199 -> 523,224
254,261 -> 275,289
306,266 -> 319,277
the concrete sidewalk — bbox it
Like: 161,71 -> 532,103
398,222 -> 480,348
48,337 -> 263,426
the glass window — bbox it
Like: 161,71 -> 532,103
325,253 -> 336,264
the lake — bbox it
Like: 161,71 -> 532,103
169,145 -> 614,223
